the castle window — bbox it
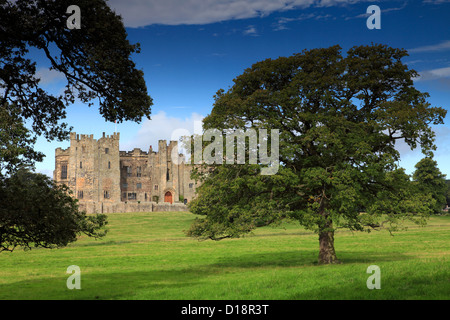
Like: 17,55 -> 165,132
166,168 -> 170,181
105,148 -> 109,154
154,185 -> 158,191
122,183 -> 128,189
127,166 -> 132,177
137,166 -> 141,177
77,190 -> 83,199
80,161 -> 82,169
137,183 -> 142,189
128,192 -> 137,200
189,183 -> 194,189
61,164 -> 67,180
104,190 -> 110,199
108,161 -> 111,169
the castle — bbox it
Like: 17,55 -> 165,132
53,132 -> 197,213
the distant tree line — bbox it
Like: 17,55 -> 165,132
412,157 -> 448,214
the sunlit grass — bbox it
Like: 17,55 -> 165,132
0,212 -> 448,299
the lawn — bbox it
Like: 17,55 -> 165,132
0,212 -> 448,300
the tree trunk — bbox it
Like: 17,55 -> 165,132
318,227 -> 340,265
318,208 -> 340,265
316,190 -> 341,265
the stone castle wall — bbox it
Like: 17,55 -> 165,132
54,132 -> 197,214
78,201 -> 188,214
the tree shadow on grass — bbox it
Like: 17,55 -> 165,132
334,251 -> 412,265
209,250 -> 412,269
2,261 -> 446,300
70,240 -> 136,247
0,267 -> 215,300
0,250 -> 414,300
287,267 -> 450,300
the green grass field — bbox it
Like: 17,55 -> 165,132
0,212 -> 448,300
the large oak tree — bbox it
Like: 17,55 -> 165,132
187,44 -> 446,264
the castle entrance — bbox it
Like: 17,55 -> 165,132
164,191 -> 173,204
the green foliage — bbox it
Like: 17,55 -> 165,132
365,168 -> 434,232
0,103 -> 43,176
446,180 -> 450,207
188,44 -> 446,263
412,157 -> 448,214
0,169 -> 107,252
1,0 -> 152,143
188,165 -> 296,240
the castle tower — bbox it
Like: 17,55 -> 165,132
54,132 -> 121,203
97,132 -> 121,203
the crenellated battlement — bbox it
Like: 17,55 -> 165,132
70,131 -> 120,142
99,132 -> 120,141
55,147 -> 70,156
120,148 -> 148,157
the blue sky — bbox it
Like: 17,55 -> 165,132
32,0 -> 450,178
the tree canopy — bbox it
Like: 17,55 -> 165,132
187,44 -> 447,264
1,0 -> 152,145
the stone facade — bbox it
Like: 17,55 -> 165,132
53,132 -> 197,213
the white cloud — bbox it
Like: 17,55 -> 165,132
273,13 -> 323,30
108,0 -> 370,28
243,25 -> 258,36
414,66 -> 450,81
120,111 -> 204,153
345,2 -> 407,20
408,40 -> 450,53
